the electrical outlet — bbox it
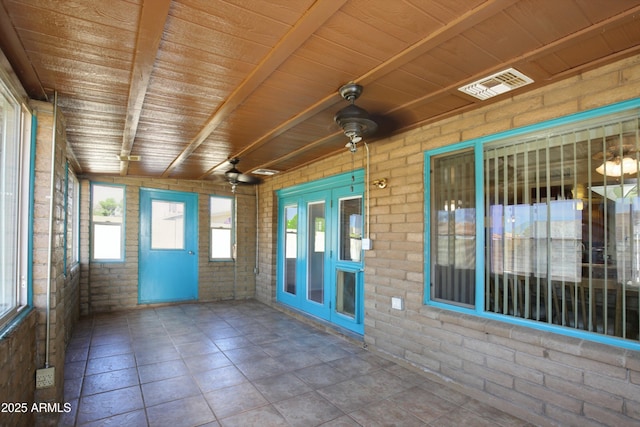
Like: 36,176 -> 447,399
391,297 -> 404,310
36,367 -> 55,389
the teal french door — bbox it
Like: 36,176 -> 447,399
139,188 -> 199,303
277,171 -> 365,334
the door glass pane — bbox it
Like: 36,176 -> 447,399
336,270 -> 356,318
308,202 -> 325,303
340,197 -> 363,261
284,205 -> 297,295
151,200 -> 184,249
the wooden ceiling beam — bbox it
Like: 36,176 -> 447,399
162,0 -> 349,178
120,0 -> 172,176
200,0 -> 516,178
241,1 -> 640,175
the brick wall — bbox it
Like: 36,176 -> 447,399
81,177 -> 257,314
0,311 -> 37,427
256,54 -> 640,426
29,100 -> 81,426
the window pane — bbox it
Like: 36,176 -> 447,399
151,200 -> 184,249
210,196 -> 233,259
211,229 -> 231,258
339,197 -> 362,262
307,202 -> 324,303
336,270 -> 356,318
91,184 -> 124,260
72,177 -> 80,263
431,150 -> 476,307
0,85 -> 19,321
284,205 -> 297,295
484,113 -> 640,340
93,224 -> 122,259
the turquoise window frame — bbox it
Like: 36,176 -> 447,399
90,182 -> 126,262
424,97 -> 640,351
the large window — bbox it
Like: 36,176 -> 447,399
427,101 -> 640,346
0,77 -> 32,329
209,196 -> 234,260
91,183 -> 125,261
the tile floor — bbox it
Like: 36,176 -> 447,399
59,300 -> 530,427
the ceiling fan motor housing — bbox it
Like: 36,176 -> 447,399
335,83 -> 378,141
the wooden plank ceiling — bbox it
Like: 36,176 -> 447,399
1,0 -> 640,184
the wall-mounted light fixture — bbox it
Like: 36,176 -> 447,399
372,178 -> 387,189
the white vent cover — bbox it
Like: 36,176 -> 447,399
251,168 -> 279,176
117,154 -> 141,161
458,68 -> 534,100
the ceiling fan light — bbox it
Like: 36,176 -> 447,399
225,167 -> 241,183
596,156 -> 639,177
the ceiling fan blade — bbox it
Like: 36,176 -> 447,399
236,173 -> 261,184
224,157 -> 262,185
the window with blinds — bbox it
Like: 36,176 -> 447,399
428,106 -> 640,342
430,149 -> 476,307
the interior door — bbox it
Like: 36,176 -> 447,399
139,188 -> 198,303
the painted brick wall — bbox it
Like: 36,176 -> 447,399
80,177 -> 257,314
256,54 -> 640,426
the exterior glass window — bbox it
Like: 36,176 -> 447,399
430,150 -> 476,307
209,196 -> 233,260
65,170 -> 80,270
71,174 -> 80,265
91,183 -> 125,261
427,101 -> 640,346
0,77 -> 32,329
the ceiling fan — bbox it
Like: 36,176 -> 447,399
334,82 -> 408,152
334,83 -> 378,152
225,158 -> 261,192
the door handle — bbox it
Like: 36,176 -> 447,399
188,250 -> 195,255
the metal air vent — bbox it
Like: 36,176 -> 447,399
458,68 -> 534,100
251,168 -> 279,176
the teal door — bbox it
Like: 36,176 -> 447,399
139,188 -> 198,303
276,171 -> 365,334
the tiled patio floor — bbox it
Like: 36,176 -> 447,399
59,300 -> 530,426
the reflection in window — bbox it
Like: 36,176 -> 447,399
428,109 -> 640,342
483,113 -> 640,339
91,184 -> 125,261
210,196 -> 233,259
431,150 -> 476,307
